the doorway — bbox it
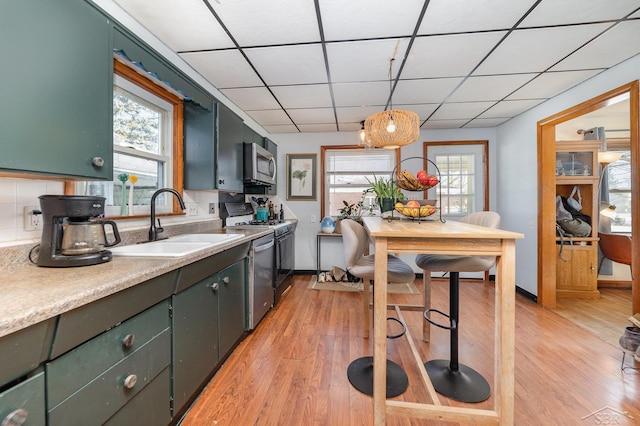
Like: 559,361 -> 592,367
537,81 -> 639,314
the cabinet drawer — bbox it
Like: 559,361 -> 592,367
0,319 -> 55,386
47,329 -> 170,426
104,367 -> 171,426
47,300 -> 170,408
0,372 -> 45,426
51,271 -> 177,359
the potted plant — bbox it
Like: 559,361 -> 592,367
366,174 -> 405,213
335,199 -> 364,233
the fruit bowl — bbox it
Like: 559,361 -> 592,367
394,200 -> 437,218
395,169 -> 439,191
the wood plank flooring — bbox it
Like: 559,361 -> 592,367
180,275 -> 640,425
553,287 -> 633,348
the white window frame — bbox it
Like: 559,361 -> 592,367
321,146 -> 398,218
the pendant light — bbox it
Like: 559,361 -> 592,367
364,57 -> 420,149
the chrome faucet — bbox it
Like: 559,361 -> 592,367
149,188 -> 186,242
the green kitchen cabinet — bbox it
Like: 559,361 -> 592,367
0,0 -> 113,179
216,103 -> 245,191
172,251 -> 247,415
46,301 -> 171,425
183,101 -> 244,191
0,372 -> 46,426
243,124 -> 264,146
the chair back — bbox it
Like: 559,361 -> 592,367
341,219 -> 369,271
599,232 -> 632,266
459,211 -> 501,228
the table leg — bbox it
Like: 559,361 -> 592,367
316,234 -> 321,281
495,239 -> 516,425
373,238 -> 388,425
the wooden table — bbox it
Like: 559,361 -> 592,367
362,217 -> 524,425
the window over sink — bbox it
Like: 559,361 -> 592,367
76,61 -> 184,217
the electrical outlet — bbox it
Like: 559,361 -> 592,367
209,203 -> 215,214
187,203 -> 198,216
24,206 -> 42,231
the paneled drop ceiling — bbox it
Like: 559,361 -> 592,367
113,0 -> 640,133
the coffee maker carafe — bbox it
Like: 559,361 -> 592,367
37,195 -> 121,267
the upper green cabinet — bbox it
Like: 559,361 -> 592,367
0,0 -> 113,179
183,102 -> 244,192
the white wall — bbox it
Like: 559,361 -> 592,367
496,54 -> 640,295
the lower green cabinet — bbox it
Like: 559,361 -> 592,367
46,301 -> 171,425
172,259 -> 246,413
0,372 -> 46,426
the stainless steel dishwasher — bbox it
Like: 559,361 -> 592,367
248,233 -> 275,330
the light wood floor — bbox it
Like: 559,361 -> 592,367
180,275 -> 640,425
552,287 -> 633,348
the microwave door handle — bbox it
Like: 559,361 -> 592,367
269,156 -> 276,181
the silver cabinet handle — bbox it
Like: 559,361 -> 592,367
210,282 -> 219,291
123,374 -> 137,389
222,276 -> 230,285
122,333 -> 135,348
2,409 -> 28,426
92,156 -> 105,167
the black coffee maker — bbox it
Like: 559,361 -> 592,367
37,195 -> 121,267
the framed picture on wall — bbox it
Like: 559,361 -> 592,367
286,153 -> 317,201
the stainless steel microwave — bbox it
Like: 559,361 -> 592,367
243,142 -> 276,186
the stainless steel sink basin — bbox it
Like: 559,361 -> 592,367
109,234 -> 243,257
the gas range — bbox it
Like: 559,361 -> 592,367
223,202 -> 296,236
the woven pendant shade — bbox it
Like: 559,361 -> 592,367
364,109 -> 420,149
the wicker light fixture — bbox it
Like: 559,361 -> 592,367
363,57 -> 420,149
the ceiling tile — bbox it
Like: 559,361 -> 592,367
245,109 -> 292,126
447,74 -> 537,102
219,87 -> 280,111
418,0 -> 534,34
392,78 -> 464,104
319,0 -> 426,41
478,99 -> 545,118
431,102 -> 497,120
474,23 -> 610,75
270,85 -> 333,109
335,106 -> 387,123
520,0 -> 640,27
287,108 -> 336,124
114,0 -> 234,50
327,39 -> 410,83
464,117 -> 511,127
245,45 -> 328,85
550,20 -> 640,71
180,50 -> 262,88
507,70 -> 603,100
403,32 -> 507,79
332,81 -> 393,107
423,119 -> 471,129
263,124 -> 300,133
389,104 -> 440,121
205,0 -> 320,46
297,123 -> 339,132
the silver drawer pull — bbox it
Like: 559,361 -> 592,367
222,276 -> 230,284
122,333 -> 135,348
210,282 -> 219,291
123,374 -> 138,389
2,408 -> 28,426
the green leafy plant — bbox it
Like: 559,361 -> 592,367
338,199 -> 364,221
366,174 -> 405,204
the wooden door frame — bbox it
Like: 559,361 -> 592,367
537,81 -> 640,312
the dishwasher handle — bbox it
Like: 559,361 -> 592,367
253,239 -> 275,253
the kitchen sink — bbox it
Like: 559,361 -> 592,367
109,234 -> 244,257
169,233 -> 244,244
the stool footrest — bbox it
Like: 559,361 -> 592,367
424,308 -> 457,331
386,317 -> 407,339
